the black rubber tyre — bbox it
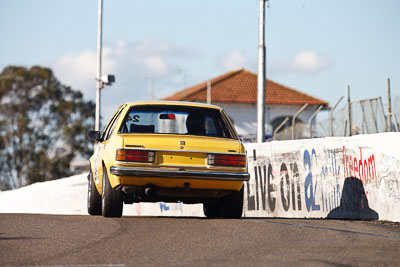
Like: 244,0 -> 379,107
101,166 -> 123,217
221,186 -> 244,219
87,171 -> 102,215
203,202 -> 222,218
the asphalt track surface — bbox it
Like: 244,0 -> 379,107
1,214 -> 400,266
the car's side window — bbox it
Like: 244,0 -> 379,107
100,105 -> 126,141
105,111 -> 123,140
104,108 -> 125,141
219,112 -> 236,139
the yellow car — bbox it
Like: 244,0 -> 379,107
87,101 -> 249,218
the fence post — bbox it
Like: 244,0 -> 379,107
308,105 -> 324,138
359,100 -> 369,134
273,117 -> 289,140
393,114 -> 400,132
387,78 -> 392,132
347,85 -> 352,136
292,103 -> 308,139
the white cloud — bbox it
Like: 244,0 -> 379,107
53,50 -> 97,98
50,40 -> 198,124
269,50 -> 333,75
217,50 -> 247,71
144,56 -> 168,76
291,51 -> 333,74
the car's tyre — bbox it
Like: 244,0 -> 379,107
203,202 -> 222,218
101,165 -> 123,217
221,186 -> 244,219
87,171 -> 102,215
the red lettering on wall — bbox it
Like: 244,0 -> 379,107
342,146 -> 377,183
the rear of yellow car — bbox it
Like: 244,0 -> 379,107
87,102 -> 249,218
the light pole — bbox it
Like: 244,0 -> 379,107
257,0 -> 267,143
95,0 -> 114,131
95,0 -> 103,132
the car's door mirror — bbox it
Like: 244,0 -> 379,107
87,130 -> 101,141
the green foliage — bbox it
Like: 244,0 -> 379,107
0,65 -> 95,189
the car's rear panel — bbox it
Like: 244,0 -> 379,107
122,134 -> 242,161
115,134 -> 246,191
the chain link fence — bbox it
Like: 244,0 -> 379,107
314,94 -> 400,138
315,97 -> 390,137
392,95 -> 400,131
242,85 -> 398,142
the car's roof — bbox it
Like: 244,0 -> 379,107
124,101 -> 224,110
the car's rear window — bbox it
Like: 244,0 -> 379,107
119,105 -> 236,139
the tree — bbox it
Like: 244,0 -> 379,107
0,66 -> 95,189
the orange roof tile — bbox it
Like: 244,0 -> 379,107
162,69 -> 328,107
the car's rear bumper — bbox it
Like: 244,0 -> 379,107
109,166 -> 250,181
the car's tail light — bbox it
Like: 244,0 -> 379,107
116,149 -> 155,163
207,154 -> 246,167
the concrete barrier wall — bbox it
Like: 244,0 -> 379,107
5,133 -> 397,221
128,132 -> 400,221
243,132 -> 400,222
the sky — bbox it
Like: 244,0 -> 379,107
1,0 -> 399,126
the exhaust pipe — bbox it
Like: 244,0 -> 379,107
144,186 -> 156,197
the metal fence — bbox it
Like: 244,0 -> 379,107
391,95 -> 400,131
315,97 -> 390,137
273,93 -> 400,140
243,80 -> 398,142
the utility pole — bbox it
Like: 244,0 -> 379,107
387,78 -> 392,132
347,85 -> 352,136
95,0 -> 103,131
95,0 -> 114,132
257,0 -> 267,143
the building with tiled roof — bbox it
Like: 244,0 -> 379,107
163,69 -> 329,139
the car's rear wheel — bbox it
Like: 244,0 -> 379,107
87,171 -> 102,215
203,202 -> 222,218
101,165 -> 123,217
221,186 -> 244,219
